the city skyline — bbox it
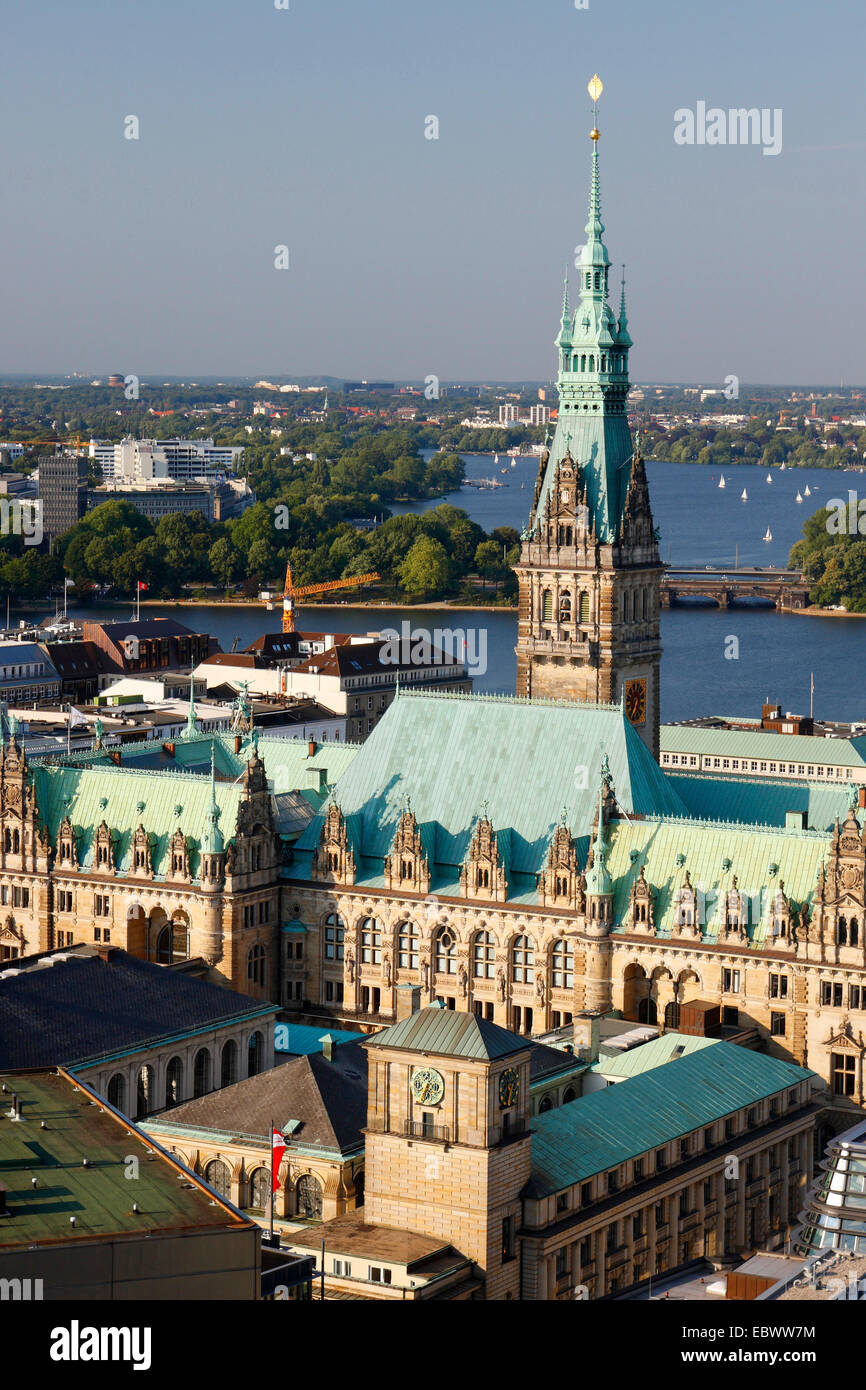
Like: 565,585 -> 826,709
1,0 -> 863,384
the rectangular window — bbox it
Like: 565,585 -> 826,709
654,1200 -> 665,1227
821,981 -> 844,1007
769,973 -> 788,999
771,1011 -> 786,1037
332,1259 -> 350,1277
833,1052 -> 856,1097
368,1266 -> 392,1285
607,1169 -> 619,1195
850,985 -> 863,1011
633,1158 -> 643,1182
501,1215 -> 515,1262
555,1248 -> 568,1280
704,1126 -> 714,1148
581,1182 -> 593,1206
722,968 -> 741,993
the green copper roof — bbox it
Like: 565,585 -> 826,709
367,1006 -> 530,1062
604,814 -> 829,944
591,1031 -> 719,1078
294,691 -> 687,878
529,1042 -> 813,1195
670,773 -> 857,832
661,725 -> 866,770
530,134 -> 634,543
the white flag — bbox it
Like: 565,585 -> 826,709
68,706 -> 88,728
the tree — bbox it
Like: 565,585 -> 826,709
209,537 -> 242,592
398,536 -> 452,599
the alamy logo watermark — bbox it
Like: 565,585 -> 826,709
826,492 -> 866,535
1,1277 -> 43,1300
50,1322 -> 152,1371
674,103 -> 782,156
0,498 -> 42,546
379,621 -> 487,676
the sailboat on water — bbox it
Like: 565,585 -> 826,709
764,526 -> 773,542
718,474 -> 726,489
804,485 -> 811,496
796,490 -> 803,503
766,472 -> 773,483
741,488 -> 748,500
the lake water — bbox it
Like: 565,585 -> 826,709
55,456 -> 866,724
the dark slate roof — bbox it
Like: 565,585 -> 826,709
160,1043 -> 369,1153
367,1006 -> 530,1062
529,1040 -> 586,1084
87,619 -> 197,641
43,641 -> 115,677
0,946 -> 275,1069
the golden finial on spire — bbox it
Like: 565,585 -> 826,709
588,73 -> 603,140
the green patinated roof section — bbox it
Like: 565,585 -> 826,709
661,724 -> 866,769
533,410 -> 634,543
591,1032 -> 720,1078
30,732 -> 362,876
367,1006 -> 529,1061
671,773 -> 857,832
294,691 -> 688,875
32,761 -> 246,878
530,1043 -> 814,1194
605,815 -> 829,945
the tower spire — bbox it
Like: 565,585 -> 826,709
182,668 -> 198,740
557,265 -> 572,348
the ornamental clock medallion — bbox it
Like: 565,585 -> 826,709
624,678 -> 647,726
499,1067 -> 520,1109
411,1066 -> 444,1106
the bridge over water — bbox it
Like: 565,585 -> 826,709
660,567 -> 810,610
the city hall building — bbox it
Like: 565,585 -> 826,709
2,108 -> 866,1126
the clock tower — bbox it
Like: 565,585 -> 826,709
514,77 -> 662,760
363,1006 -> 532,1300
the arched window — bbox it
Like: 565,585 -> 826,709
589,355 -> 594,372
563,1086 -> 576,1104
435,927 -> 457,975
220,1039 -> 237,1088
135,1065 -> 154,1120
296,1174 -> 323,1219
579,591 -> 590,623
248,1031 -> 264,1078
397,921 -> 419,970
632,591 -> 639,622
155,924 -> 173,965
538,1094 -> 553,1113
852,917 -> 860,947
559,591 -> 572,623
193,1047 -> 211,1098
511,935 -> 535,984
165,1056 -> 183,1109
204,1159 -> 230,1200
249,1167 -> 270,1213
838,917 -> 848,946
107,1073 -> 125,1112
675,888 -> 695,927
324,912 -> 344,960
542,590 -> 553,622
551,938 -> 574,989
361,917 -> 382,964
473,930 -> 496,979
594,271 -> 600,289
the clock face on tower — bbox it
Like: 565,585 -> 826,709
625,678 -> 647,726
411,1067 -> 444,1107
499,1067 -> 520,1109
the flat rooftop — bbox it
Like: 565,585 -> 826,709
288,1210 -> 454,1266
0,1069 -> 254,1249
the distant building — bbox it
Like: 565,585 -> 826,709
0,642 -> 61,703
88,436 -> 244,482
82,617 -> 217,677
37,452 -> 89,547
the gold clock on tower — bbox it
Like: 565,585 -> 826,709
411,1066 -> 444,1107
624,678 -> 647,726
499,1067 -> 520,1109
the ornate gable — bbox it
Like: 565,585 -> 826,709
459,813 -> 507,903
539,819 -> 582,910
311,802 -> 356,886
384,803 -> 430,894
93,820 -> 115,872
57,815 -> 79,869
131,823 -> 153,877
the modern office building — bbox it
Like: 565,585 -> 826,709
37,451 -> 89,547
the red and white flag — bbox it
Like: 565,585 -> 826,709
271,1128 -> 285,1191
137,581 -> 148,592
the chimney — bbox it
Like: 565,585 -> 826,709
319,1033 -> 334,1062
308,739 -> 317,756
573,1010 -> 603,1063
859,787 -> 866,810
234,735 -> 242,754
96,945 -> 116,963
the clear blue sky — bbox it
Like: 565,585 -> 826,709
1,0 -> 862,384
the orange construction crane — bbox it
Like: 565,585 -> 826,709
1,438 -> 90,453
279,561 -> 381,633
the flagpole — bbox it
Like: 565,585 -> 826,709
270,1115 -> 275,1243
67,702 -> 71,756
